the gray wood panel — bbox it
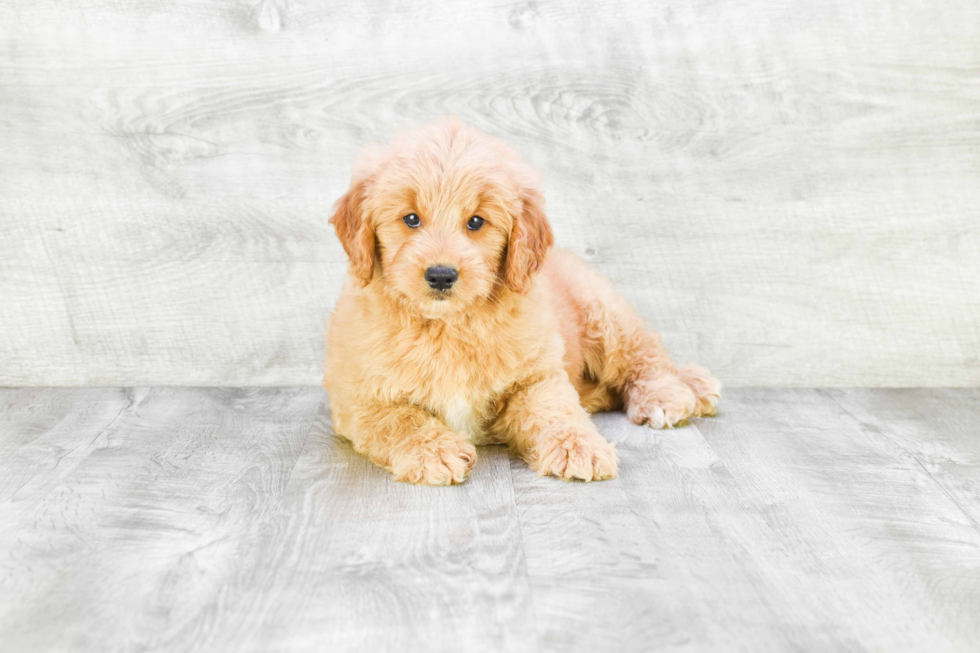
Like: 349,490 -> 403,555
1,387 -> 979,651
514,391 -> 980,651
0,387 -> 323,652
193,405 -> 537,653
2,1 -> 979,386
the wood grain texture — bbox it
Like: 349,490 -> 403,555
1,387 -> 979,651
1,0 -> 979,386
514,391 -> 980,651
0,387 -> 323,652
0,387 -> 537,653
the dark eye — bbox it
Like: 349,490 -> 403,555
467,215 -> 485,231
403,213 -> 421,228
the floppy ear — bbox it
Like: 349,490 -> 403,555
329,179 -> 376,286
505,185 -> 554,294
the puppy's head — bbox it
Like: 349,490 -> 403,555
329,118 -> 553,318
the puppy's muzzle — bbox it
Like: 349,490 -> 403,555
425,266 -> 458,291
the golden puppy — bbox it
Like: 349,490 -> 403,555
325,119 -> 720,485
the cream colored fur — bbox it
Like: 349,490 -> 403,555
325,118 -> 720,485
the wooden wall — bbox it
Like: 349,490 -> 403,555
1,0 -> 978,386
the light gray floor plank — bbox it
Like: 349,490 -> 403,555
512,389 -> 980,652
0,387 -> 133,502
0,387 -> 322,653
1,388 -> 979,652
693,389 -> 980,652
825,388 -> 980,527
185,403 -> 537,653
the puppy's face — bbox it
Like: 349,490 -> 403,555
369,173 -> 510,317
330,120 -> 553,318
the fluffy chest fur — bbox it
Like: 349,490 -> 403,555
327,283 -> 562,443
380,312 -> 530,442
439,396 -> 485,443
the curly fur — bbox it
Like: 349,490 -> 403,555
325,118 -> 720,485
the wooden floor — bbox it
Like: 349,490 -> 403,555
1,388 -> 978,652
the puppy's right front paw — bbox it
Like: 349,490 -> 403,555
526,425 -> 618,482
388,430 -> 477,486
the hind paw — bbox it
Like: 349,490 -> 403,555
625,365 -> 721,428
676,364 -> 721,417
625,376 -> 698,428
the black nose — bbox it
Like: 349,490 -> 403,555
425,266 -> 458,291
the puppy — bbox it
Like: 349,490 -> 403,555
325,119 -> 720,485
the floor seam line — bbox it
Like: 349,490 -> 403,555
506,452 -> 544,653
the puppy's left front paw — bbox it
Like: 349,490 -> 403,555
525,425 -> 618,482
